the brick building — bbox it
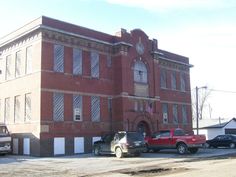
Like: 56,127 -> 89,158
0,16 -> 192,156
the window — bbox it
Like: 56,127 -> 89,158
73,95 -> 82,121
53,93 -> 64,121
134,61 -> 147,83
160,69 -> 167,88
162,103 -> 168,124
180,73 -> 186,91
108,97 -> 112,115
134,100 -> 145,112
4,98 -> 10,123
15,51 -> 22,77
91,51 -> 99,78
26,46 -> 32,74
91,96 -> 100,122
134,101 -> 138,111
171,71 -> 177,90
25,93 -> 32,122
73,48 -> 82,75
14,96 -> 21,123
5,55 -> 12,80
182,105 -> 187,124
54,44 -> 64,72
107,55 -> 112,67
173,104 -> 178,124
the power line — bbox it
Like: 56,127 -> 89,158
210,89 -> 236,94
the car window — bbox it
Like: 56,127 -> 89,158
222,136 -> 229,140
117,132 -> 126,140
103,134 -> 114,143
0,126 -> 9,135
215,135 -> 224,140
127,132 -> 144,141
232,135 -> 236,139
174,129 -> 185,136
160,131 -> 171,137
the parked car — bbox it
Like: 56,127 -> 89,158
93,131 -> 146,158
0,124 -> 11,155
205,134 -> 236,148
144,128 -> 206,154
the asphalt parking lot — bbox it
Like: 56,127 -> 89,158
0,148 -> 236,177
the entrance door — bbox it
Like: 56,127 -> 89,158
137,121 -> 150,136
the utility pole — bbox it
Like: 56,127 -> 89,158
196,86 -> 199,135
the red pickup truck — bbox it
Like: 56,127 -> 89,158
145,128 -> 206,154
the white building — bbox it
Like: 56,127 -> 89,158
196,118 -> 236,140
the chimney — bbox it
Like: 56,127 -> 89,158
152,38 -> 158,51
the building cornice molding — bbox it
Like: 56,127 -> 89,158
151,51 -> 193,68
0,24 -> 133,55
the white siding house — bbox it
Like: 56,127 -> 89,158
197,118 -> 236,140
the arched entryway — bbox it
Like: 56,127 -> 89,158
136,121 -> 150,136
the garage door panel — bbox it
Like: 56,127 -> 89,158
225,129 -> 236,135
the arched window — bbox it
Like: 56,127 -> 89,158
134,61 -> 147,83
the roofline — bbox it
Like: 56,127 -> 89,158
152,51 -> 193,67
200,118 -> 236,129
0,24 -> 133,49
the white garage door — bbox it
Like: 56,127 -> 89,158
12,138 -> 19,154
54,137 -> 65,155
74,137 -> 84,154
23,138 -> 30,155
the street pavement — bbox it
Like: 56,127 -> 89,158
0,148 -> 235,177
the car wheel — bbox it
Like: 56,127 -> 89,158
229,143 -> 235,149
94,146 -> 101,156
189,148 -> 198,154
204,143 -> 210,148
115,147 -> 123,158
177,143 -> 187,155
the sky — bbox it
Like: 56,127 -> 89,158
1,0 -> 236,122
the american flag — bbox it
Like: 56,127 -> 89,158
146,101 -> 153,115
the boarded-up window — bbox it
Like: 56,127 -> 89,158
15,51 -> 22,77
14,96 -> 21,123
5,55 -> 12,80
25,93 -> 32,121
73,95 -> 82,121
54,45 -> 64,72
4,98 -> 10,123
182,105 -> 187,124
180,73 -> 186,91
173,104 -> 178,124
91,51 -> 99,78
171,71 -> 177,90
73,48 -> 82,75
53,93 -> 64,121
162,103 -> 168,124
26,46 -> 32,74
134,61 -> 147,83
160,69 -> 167,88
91,96 -> 100,122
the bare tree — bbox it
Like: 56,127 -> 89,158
192,88 -> 211,120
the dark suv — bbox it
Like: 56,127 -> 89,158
93,131 -> 146,158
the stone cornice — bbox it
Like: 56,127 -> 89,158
0,24 -> 133,55
151,51 -> 193,68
